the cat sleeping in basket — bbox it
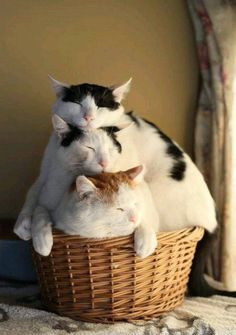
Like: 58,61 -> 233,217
52,166 -> 159,259
14,77 -> 235,297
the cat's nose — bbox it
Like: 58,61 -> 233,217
99,160 -> 107,168
83,115 -> 94,122
129,216 -> 136,223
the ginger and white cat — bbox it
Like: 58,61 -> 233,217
51,166 -> 159,258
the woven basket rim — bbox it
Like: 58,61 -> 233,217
51,226 -> 204,246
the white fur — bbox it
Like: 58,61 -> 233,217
31,206 -> 53,257
113,117 -> 217,233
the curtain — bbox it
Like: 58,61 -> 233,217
187,0 -> 236,289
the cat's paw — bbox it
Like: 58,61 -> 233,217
32,222 -> 53,257
14,214 -> 32,240
134,225 -> 157,258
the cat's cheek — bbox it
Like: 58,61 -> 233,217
88,119 -> 99,129
76,150 -> 89,164
89,109 -> 106,128
72,114 -> 85,128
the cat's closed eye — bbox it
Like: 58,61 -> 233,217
116,208 -> 124,212
86,146 -> 95,152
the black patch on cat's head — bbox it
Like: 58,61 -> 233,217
61,124 -> 84,147
101,127 -> 122,153
142,117 -> 186,181
62,84 -> 120,110
126,111 -> 140,127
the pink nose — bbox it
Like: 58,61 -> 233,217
129,216 -> 136,223
83,115 -> 94,122
99,160 -> 106,168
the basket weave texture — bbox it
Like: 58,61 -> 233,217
33,227 -> 204,322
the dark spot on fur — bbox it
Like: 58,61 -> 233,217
61,124 -> 84,147
62,84 -> 120,110
142,118 -> 186,181
126,111 -> 140,127
101,126 -> 120,133
167,144 -> 183,160
170,160 -> 186,181
101,127 -> 122,153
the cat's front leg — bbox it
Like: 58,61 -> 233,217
31,206 -> 53,257
14,178 -> 44,240
14,134 -> 56,240
134,224 -> 157,258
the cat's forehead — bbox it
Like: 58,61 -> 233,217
62,83 -> 119,110
89,172 -> 134,203
60,126 -> 121,152
117,183 -> 137,203
80,129 -> 122,153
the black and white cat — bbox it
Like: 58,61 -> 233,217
28,120 -> 127,255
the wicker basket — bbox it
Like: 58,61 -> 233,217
33,227 -> 204,322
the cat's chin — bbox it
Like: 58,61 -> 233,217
76,121 -> 97,131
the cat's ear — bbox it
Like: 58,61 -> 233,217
48,75 -> 69,98
124,165 -> 145,184
76,176 -> 96,199
111,78 -> 132,102
52,115 -> 70,137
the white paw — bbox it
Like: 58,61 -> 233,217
14,214 -> 32,240
134,225 -> 157,258
32,222 -> 53,257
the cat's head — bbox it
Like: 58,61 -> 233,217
68,166 -> 144,238
49,76 -> 132,130
52,115 -> 122,175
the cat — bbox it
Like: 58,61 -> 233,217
44,77 -> 217,234
51,166 -> 159,259
27,116 -> 124,256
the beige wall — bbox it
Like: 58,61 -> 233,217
0,0 -> 199,218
